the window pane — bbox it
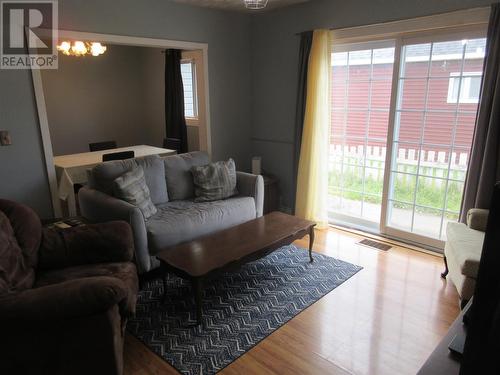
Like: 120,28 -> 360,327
348,81 -> 370,108
346,111 -> 368,138
430,40 -> 464,77
446,180 -> 464,212
348,50 -> 372,80
395,111 -> 423,143
371,80 -> 392,109
416,176 -> 445,210
398,79 -> 427,110
181,62 -> 196,118
368,111 -> 389,139
455,113 -> 475,148
427,78 -> 456,111
423,112 -> 455,146
401,43 -> 431,78
388,201 -> 413,231
392,143 -> 419,174
418,147 -> 450,179
331,111 -> 346,137
391,172 -> 416,203
372,48 -> 394,80
463,38 -> 486,72
413,207 -> 442,238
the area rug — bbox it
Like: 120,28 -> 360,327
127,245 -> 362,374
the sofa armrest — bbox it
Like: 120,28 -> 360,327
236,172 -> 264,217
467,208 -> 489,232
78,187 -> 150,274
0,277 -> 127,321
39,221 -> 134,270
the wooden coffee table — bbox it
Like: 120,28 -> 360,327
156,211 -> 316,325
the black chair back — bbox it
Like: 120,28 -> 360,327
89,141 -> 117,152
102,151 -> 135,162
163,137 -> 182,153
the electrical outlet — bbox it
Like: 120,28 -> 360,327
0,130 -> 12,146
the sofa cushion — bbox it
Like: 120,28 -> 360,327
113,167 -> 157,219
445,222 -> 485,278
89,155 -> 168,205
191,158 -> 238,202
145,197 -> 256,254
163,151 -> 210,201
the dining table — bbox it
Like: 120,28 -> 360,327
53,145 -> 176,216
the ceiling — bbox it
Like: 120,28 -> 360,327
171,0 -> 311,12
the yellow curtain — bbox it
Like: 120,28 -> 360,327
295,29 -> 330,227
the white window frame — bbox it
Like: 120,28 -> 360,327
447,71 -> 482,104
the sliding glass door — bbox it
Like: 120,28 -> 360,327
329,42 -> 395,228
385,37 -> 486,245
328,31 -> 487,248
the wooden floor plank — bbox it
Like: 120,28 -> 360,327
124,226 -> 459,375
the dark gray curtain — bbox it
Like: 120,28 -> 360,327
292,31 -> 313,213
460,3 -> 500,222
165,49 -> 188,153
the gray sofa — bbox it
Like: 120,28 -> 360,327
79,151 -> 264,274
443,208 -> 488,306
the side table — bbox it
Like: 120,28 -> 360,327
263,174 -> 280,214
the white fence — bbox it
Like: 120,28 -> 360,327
329,144 -> 468,182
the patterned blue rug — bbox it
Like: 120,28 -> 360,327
128,245 -> 362,374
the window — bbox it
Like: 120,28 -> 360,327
387,38 -> 486,241
181,60 -> 197,118
447,72 -> 482,104
328,34 -> 486,246
329,42 -> 395,226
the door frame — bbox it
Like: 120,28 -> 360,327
30,29 -> 211,217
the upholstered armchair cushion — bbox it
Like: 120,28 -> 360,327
0,199 -> 42,295
38,221 -> 134,270
467,208 -> 489,232
0,276 -> 128,321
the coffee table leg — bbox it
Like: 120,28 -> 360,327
193,278 -> 203,325
309,226 -> 315,262
162,273 -> 168,304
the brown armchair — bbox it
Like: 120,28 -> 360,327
0,199 -> 139,375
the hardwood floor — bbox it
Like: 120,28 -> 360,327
124,226 -> 460,375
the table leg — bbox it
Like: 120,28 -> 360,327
193,278 -> 203,325
161,271 -> 168,304
309,226 -> 315,262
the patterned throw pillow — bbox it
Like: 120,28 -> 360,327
191,159 -> 238,202
113,167 -> 157,219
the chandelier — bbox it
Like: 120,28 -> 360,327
57,41 -> 107,57
243,0 -> 268,10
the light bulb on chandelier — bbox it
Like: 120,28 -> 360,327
57,41 -> 107,57
243,0 -> 268,10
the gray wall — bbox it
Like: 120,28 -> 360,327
41,45 -> 167,155
0,0 -> 494,218
0,0 -> 252,218
250,0 -> 493,210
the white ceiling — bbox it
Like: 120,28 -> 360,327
171,0 -> 311,12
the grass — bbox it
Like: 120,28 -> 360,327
329,164 -> 464,215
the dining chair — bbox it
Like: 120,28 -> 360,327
163,137 -> 182,153
102,151 -> 135,162
89,140 -> 117,152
